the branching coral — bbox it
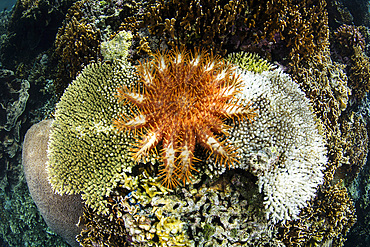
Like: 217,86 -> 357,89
123,0 -> 249,56
278,181 -> 356,246
347,46 -> 370,100
144,0 -> 247,54
208,55 -> 328,223
331,24 -> 370,100
114,48 -> 256,188
53,16 -> 101,96
334,24 -> 366,56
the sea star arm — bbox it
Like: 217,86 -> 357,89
197,127 -> 237,168
159,134 -> 180,188
132,129 -> 162,161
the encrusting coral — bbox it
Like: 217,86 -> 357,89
114,48 -> 256,188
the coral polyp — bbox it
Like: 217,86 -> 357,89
114,48 -> 256,188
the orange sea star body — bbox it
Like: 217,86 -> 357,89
114,48 -> 255,188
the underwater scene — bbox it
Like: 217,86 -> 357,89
1,0 -> 370,246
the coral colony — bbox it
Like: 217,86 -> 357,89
114,48 -> 256,188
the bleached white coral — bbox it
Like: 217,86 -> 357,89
212,68 -> 327,224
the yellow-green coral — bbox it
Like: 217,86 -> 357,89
227,52 -> 274,73
47,60 -> 141,215
77,168 -> 191,246
100,30 -> 133,61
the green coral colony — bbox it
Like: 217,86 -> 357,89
46,30 -> 329,246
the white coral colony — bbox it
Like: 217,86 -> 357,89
220,63 -> 327,224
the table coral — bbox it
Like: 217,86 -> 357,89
47,60 -> 140,215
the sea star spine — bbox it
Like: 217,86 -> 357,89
114,48 -> 256,188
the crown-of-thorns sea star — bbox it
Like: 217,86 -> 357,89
114,48 -> 256,188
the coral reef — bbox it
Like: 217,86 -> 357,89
100,30 -> 133,61
292,48 -> 351,181
335,113 -> 369,183
0,0 -> 76,68
347,46 -> 370,100
138,0 -> 247,55
341,0 -> 370,26
77,165 -> 286,247
0,68 -> 68,246
332,24 -> 370,100
0,69 -> 29,132
0,175 -> 69,247
51,0 -> 146,95
346,156 -> 370,246
0,38 -> 70,247
227,52 -> 274,73
0,69 -> 29,182
6,0 -> 368,245
333,24 -> 366,57
327,0 -> 354,27
114,48 -> 255,188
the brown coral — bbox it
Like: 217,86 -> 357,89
278,181 -> 356,246
125,0 -> 248,56
334,24 -> 366,56
348,45 -> 370,99
53,16 -> 101,96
